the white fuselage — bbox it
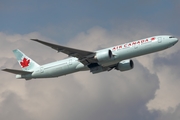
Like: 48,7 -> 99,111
17,35 -> 178,79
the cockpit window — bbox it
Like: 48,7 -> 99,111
169,36 -> 175,38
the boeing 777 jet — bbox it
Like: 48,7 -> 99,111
2,35 -> 178,80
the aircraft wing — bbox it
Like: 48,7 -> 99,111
2,68 -> 33,75
30,39 -> 97,65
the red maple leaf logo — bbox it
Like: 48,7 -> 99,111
20,58 -> 30,68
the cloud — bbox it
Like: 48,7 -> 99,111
0,25 -> 179,120
0,91 -> 33,120
156,103 -> 180,120
147,49 -> 180,111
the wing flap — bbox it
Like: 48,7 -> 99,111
2,68 -> 33,75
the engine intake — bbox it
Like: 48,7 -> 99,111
95,50 -> 113,66
115,59 -> 134,71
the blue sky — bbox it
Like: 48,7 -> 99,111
1,0 -> 179,41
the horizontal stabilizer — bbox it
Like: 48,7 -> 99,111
2,68 -> 33,75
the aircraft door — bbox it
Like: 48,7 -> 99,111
40,67 -> 44,73
134,44 -> 138,49
69,59 -> 72,66
158,37 -> 162,43
134,42 -> 140,50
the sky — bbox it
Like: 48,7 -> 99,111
0,0 -> 180,120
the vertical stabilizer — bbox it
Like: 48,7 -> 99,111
13,49 -> 40,71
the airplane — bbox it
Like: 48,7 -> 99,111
2,35 -> 178,80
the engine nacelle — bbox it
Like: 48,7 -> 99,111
95,50 -> 113,66
115,59 -> 134,71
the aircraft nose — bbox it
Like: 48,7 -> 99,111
174,38 -> 179,44
168,36 -> 178,46
171,37 -> 179,46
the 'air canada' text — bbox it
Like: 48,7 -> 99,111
112,37 -> 156,51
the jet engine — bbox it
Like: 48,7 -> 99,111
95,50 -> 113,66
115,59 -> 134,71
